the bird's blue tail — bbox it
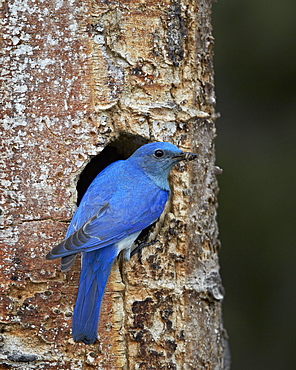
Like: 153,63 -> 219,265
72,246 -> 118,344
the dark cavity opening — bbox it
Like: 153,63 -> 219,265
76,132 -> 149,205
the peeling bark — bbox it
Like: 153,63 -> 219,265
0,0 -> 229,369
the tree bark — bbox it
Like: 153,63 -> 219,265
0,0 -> 229,369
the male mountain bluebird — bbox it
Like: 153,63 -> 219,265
46,142 -> 197,344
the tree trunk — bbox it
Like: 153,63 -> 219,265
0,0 -> 229,368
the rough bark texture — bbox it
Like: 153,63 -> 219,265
0,0 -> 229,369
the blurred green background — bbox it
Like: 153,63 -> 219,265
212,0 -> 296,369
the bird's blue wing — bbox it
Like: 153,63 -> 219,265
65,160 -> 124,238
55,161 -> 123,271
46,164 -> 169,260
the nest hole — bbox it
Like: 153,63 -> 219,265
76,133 -> 149,205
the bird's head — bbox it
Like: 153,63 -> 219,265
128,142 -> 197,190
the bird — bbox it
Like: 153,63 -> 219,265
46,141 -> 197,344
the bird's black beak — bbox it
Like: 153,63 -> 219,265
172,151 -> 197,161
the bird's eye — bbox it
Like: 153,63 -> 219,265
154,149 -> 164,158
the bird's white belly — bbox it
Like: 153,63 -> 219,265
115,231 -> 141,253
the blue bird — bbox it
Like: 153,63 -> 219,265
46,142 -> 197,344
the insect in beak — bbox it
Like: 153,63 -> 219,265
172,152 -> 197,161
